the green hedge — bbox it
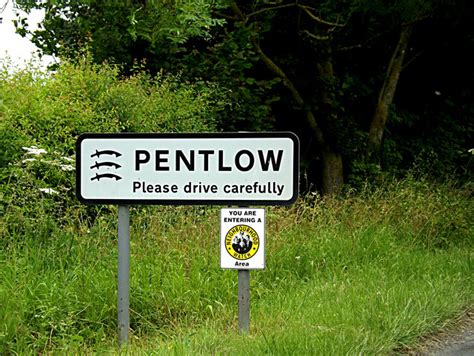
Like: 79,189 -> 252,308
0,60 -> 221,230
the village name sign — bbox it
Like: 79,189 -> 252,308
77,132 -> 299,205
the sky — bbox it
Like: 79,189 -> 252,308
0,0 -> 55,69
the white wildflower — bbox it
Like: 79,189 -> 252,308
60,164 -> 75,171
295,256 -> 301,260
434,90 -> 441,96
469,148 -> 474,155
61,157 -> 75,162
22,146 -> 47,156
39,188 -> 59,195
22,158 -> 37,163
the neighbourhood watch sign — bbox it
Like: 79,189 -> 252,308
76,132 -> 299,205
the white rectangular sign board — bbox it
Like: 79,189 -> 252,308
220,208 -> 265,269
76,132 -> 299,205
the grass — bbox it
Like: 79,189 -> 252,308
0,179 -> 472,354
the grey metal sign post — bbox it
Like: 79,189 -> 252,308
238,270 -> 250,333
117,205 -> 130,344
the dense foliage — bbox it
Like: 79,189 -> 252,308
0,60 -> 222,225
13,0 -> 474,192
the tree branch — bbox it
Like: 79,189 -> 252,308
247,3 -> 297,18
402,50 -> 424,70
302,29 -> 330,41
377,25 -> 412,103
251,36 -> 326,147
335,28 -> 391,52
298,5 -> 345,27
367,25 -> 412,163
230,1 -> 246,22
402,14 -> 431,28
212,10 -> 239,21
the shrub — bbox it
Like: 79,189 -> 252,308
0,60 -> 221,240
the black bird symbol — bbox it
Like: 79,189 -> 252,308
90,173 -> 122,181
90,161 -> 122,170
90,149 -> 122,158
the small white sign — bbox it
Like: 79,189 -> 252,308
220,208 -> 265,270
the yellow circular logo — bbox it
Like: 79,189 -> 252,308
225,225 -> 260,260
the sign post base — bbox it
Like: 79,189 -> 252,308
238,269 -> 250,333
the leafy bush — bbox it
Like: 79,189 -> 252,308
0,60 -> 221,236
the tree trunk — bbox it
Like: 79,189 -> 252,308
321,148 -> 344,194
316,57 -> 344,194
367,25 -> 412,164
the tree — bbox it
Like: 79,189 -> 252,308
365,0 -> 433,165
14,0 -> 474,191
14,0 -> 224,68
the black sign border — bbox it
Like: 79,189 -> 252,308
76,132 -> 300,206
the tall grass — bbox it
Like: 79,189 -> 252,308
0,179 -> 472,353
